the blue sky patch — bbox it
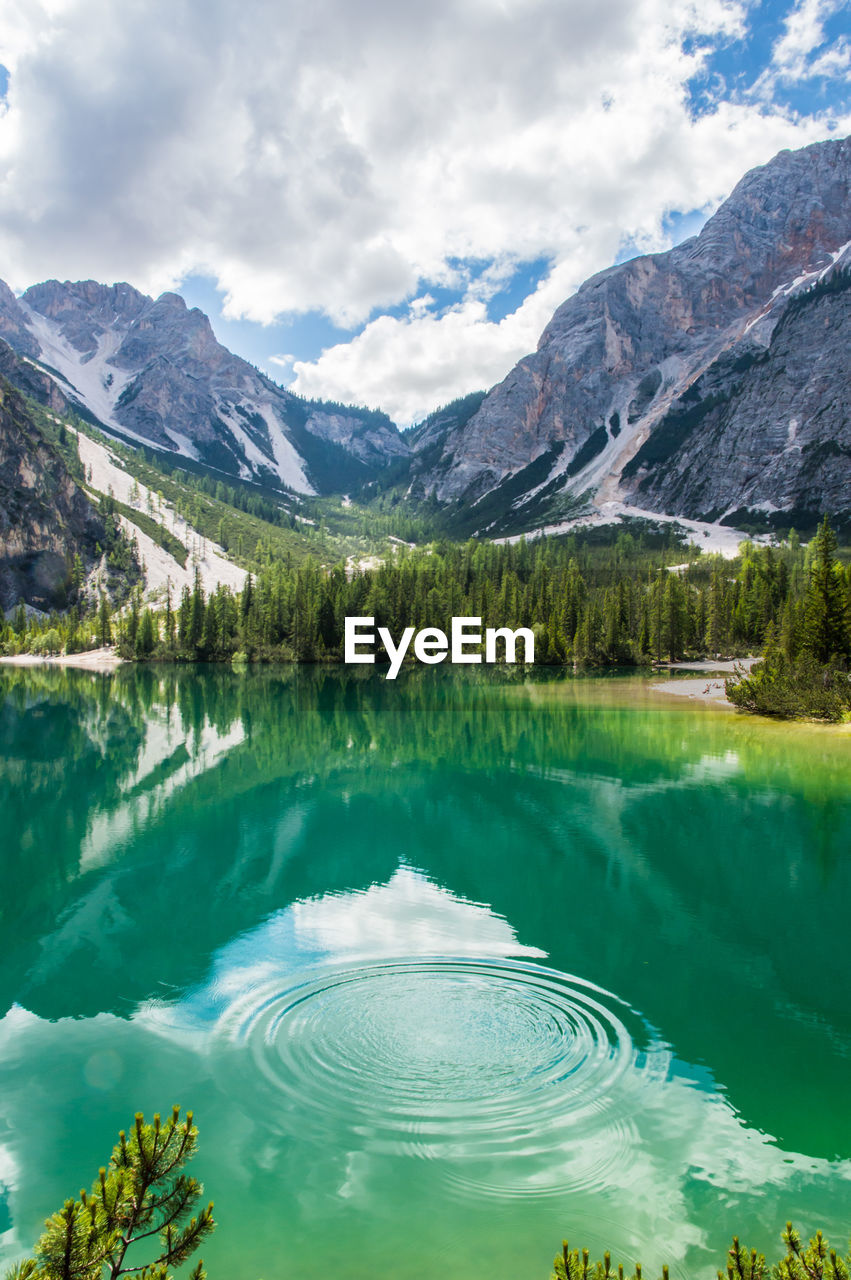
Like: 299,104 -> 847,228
684,2 -> 851,120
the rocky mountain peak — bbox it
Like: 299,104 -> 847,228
116,291 -> 223,374
24,278 -> 149,330
19,279 -> 150,363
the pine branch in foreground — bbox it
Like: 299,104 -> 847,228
4,1109 -> 214,1280
550,1226 -> 851,1280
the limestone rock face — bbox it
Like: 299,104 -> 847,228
413,136 -> 851,529
623,265 -> 851,521
301,407 -> 410,470
0,280 -> 41,360
0,280 -> 409,495
0,375 -> 110,610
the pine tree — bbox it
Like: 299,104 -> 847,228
240,573 -> 253,622
663,573 -> 687,660
165,580 -> 176,651
188,570 -> 205,653
135,609 -> 157,658
720,1235 -> 765,1280
4,1108 -> 214,1280
803,517 -> 850,663
779,597 -> 802,662
317,592 -> 337,652
776,1221 -> 851,1280
201,592 -> 218,657
97,594 -> 112,648
549,1226 -> 849,1280
125,589 -> 141,651
649,574 -> 664,663
177,587 -> 191,652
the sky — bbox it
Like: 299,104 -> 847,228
0,0 -> 849,427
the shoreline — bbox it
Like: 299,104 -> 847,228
650,658 -> 756,708
650,675 -> 734,706
0,647 -> 124,672
0,650 -> 754,697
1,653 -> 846,729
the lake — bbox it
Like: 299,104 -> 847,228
0,665 -> 849,1280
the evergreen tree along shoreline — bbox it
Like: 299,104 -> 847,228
3,521 -> 849,719
725,518 -> 851,720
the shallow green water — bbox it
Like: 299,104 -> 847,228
0,665 -> 849,1280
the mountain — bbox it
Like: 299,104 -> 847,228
409,136 -> 851,534
2,136 -> 848,535
0,279 -> 409,496
0,372 -> 122,610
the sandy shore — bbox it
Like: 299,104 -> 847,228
662,658 -> 756,673
651,676 -> 734,705
651,658 -> 755,706
0,647 -> 123,672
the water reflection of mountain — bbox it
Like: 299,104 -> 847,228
1,664 -> 849,1161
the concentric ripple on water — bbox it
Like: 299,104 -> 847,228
218,958 -> 655,1166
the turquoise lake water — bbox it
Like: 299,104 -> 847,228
0,665 -> 849,1280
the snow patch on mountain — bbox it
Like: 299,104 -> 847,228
20,307 -> 133,430
256,402 -> 315,494
163,428 -> 200,461
496,501 -> 761,559
214,399 -> 273,479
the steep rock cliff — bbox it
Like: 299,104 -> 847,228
0,378 -> 111,609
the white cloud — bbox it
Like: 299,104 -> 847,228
808,41 -> 851,76
292,262 -> 584,424
0,0 -> 848,420
770,0 -> 848,79
291,865 -> 546,960
749,0 -> 851,99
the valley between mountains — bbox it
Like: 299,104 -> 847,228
0,134 -> 849,612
